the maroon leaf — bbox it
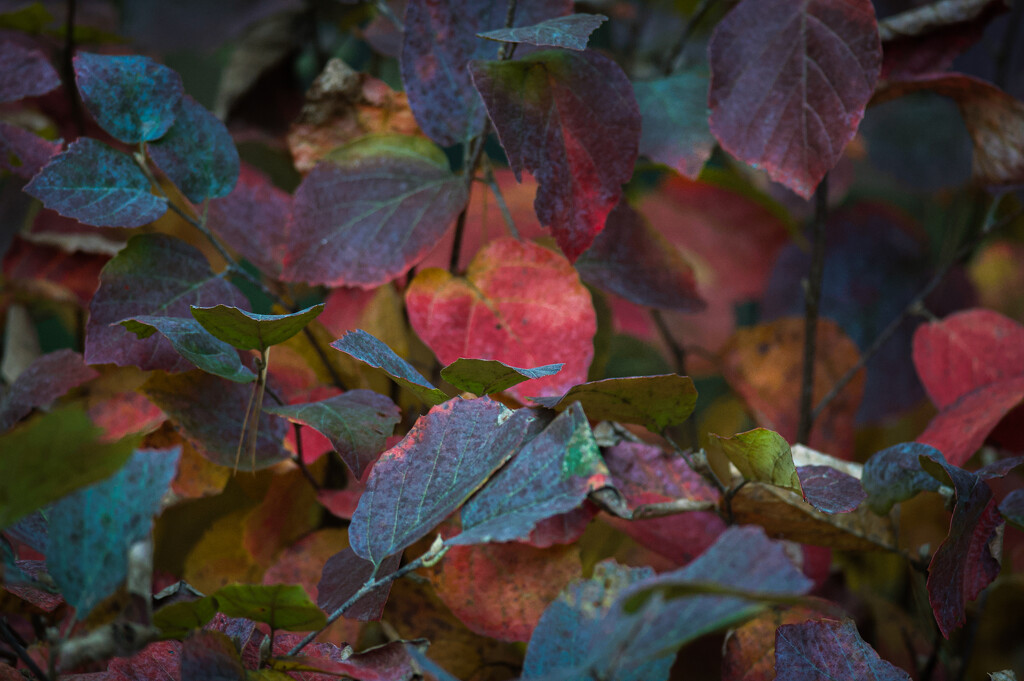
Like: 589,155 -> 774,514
634,69 -> 716,179
107,641 -> 182,681
317,548 -> 402,621
207,164 -> 290,278
774,618 -> 910,680
469,50 -> 641,261
708,0 -> 881,198
575,199 -> 704,311
0,40 -> 60,102
477,14 -> 607,51
602,441 -> 720,505
400,0 -> 571,146
0,122 -> 61,179
796,465 -> 866,514
282,134 -> 468,288
272,636 -> 420,681
0,350 -> 97,432
86,234 -> 248,372
2,236 -> 109,306
180,631 -> 245,681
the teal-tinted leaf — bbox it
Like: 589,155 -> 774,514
451,403 -> 608,545
214,584 -> 327,631
0,349 -> 98,432
440,358 -> 564,396
190,303 -> 324,352
0,40 -> 60,102
0,407 -> 136,530
263,390 -> 401,478
47,446 -> 181,617
331,329 -> 447,405
154,596 -> 218,638
532,374 -> 697,433
149,94 -> 240,203
349,398 -> 544,564
477,13 -> 607,50
24,138 -> 168,227
73,52 -> 183,143
775,618 -> 911,680
861,442 -> 945,514
181,631 -> 245,681
634,69 -> 715,179
120,316 -> 255,383
1001,489 -> 1024,530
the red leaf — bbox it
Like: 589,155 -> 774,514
107,641 -> 182,681
708,0 -> 881,198
272,636 -> 419,681
913,309 -> 1024,466
207,164 -> 290,279
469,51 -> 640,261
0,349 -> 97,432
405,238 -> 595,400
2,236 -> 109,306
0,122 -> 61,179
774,618 -> 910,680
0,40 -> 61,102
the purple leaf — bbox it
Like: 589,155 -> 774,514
180,631 -> 245,681
282,134 -> 468,288
0,41 -> 60,102
207,165 -> 290,278
317,548 -> 401,620
118,316 -> 255,384
575,200 -> 704,311
775,618 -> 911,680
708,0 -> 881,198
148,95 -> 240,203
331,329 -> 447,405
0,122 -> 61,179
861,442 -> 945,514
634,69 -> 716,179
400,0 -> 571,146
0,350 -> 98,432
1000,489 -> 1024,530
264,390 -> 401,478
797,465 -> 866,514
24,138 -> 168,228
348,397 -> 543,564
74,52 -> 184,144
477,14 -> 607,51
86,234 -> 248,372
470,50 -> 640,262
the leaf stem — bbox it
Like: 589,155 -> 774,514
796,174 -> 829,445
0,619 -> 50,681
651,309 -> 698,447
481,159 -> 520,240
291,423 -> 321,492
663,0 -> 716,75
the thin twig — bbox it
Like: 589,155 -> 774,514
796,175 -> 829,445
0,619 -> 50,681
651,308 -> 699,447
481,159 -> 520,240
663,0 -> 716,75
62,0 -> 85,136
291,424 -> 321,491
372,0 -> 404,32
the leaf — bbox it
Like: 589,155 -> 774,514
282,134 -> 468,288
154,596 -> 219,638
24,138 -> 168,228
191,304 -> 324,352
707,0 -> 881,198
181,631 -> 246,681
317,548 -> 402,621
775,618 -> 910,680
73,52 -> 184,143
477,13 -> 606,50
142,370 -> 290,471
331,329 -> 447,405
108,640 -> 182,681
148,94 -> 240,203
0,407 -> 136,531
721,606 -> 823,681
796,465 -> 866,515
214,584 -> 327,632
348,397 -> 543,564
270,638 -> 421,681
912,309 -> 1024,466
861,442 -> 945,514
47,446 -> 181,617
86,234 -> 249,372
119,316 -> 255,384
207,164 -> 290,278
0,121 -> 62,179
575,200 -> 704,311
264,391 -> 400,478
0,349 -> 98,432
470,50 -> 640,261
451,403 -> 608,546
708,428 -> 800,491
0,40 -> 60,102
1000,489 -> 1024,530
400,0 -> 571,146
440,358 -> 563,396
406,238 -> 595,401
634,69 -> 716,179
532,374 -> 697,433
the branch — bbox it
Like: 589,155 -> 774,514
481,159 -> 520,240
663,0 -> 716,75
796,175 -> 829,445
0,619 -> 50,681
651,309 -> 698,447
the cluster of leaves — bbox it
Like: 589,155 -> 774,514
2,0 -> 1024,680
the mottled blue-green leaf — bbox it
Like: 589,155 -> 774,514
440,358 -> 564,396
191,303 -> 324,352
24,138 -> 167,227
331,329 -> 447,405
861,442 -> 945,514
263,390 -> 401,479
148,94 -> 239,203
213,584 -> 327,631
47,446 -> 181,617
154,595 -> 218,638
477,13 -> 606,50
120,316 -> 255,383
73,52 -> 183,143
634,70 -> 715,179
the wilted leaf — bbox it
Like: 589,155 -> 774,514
440,358 -> 563,397
912,309 -> 1024,466
119,316 -> 254,384
214,584 -> 327,631
318,548 -> 401,621
282,134 -> 468,288
348,398 -> 542,564
0,41 -> 60,102
634,69 -> 715,179
0,121 -> 61,179
575,200 -> 704,311
861,442 -> 945,514
477,13 -> 606,50
24,138 -> 168,227
74,52 -> 183,143
708,0 -> 881,198
0,349 -> 97,432
47,447 -> 181,617
207,165 -> 290,278
181,631 -> 245,681
775,618 -> 911,680
149,94 -> 240,203
191,304 -> 324,352
331,329 -> 446,405
708,428 -> 800,490
406,238 -> 595,401
470,50 -> 640,261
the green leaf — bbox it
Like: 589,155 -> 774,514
440,358 -> 564,396
120,316 -> 255,383
331,329 -> 447,405
191,304 -> 324,352
153,596 -> 218,638
213,584 -> 327,632
707,428 -> 800,490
